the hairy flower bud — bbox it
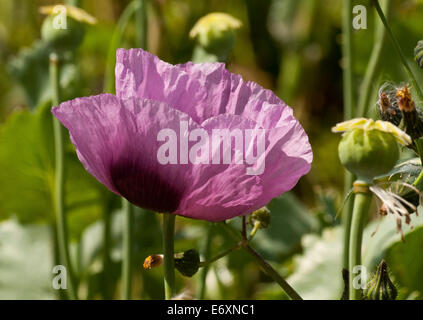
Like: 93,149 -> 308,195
333,119 -> 410,182
366,260 -> 398,300
415,40 -> 423,68
377,84 -> 402,126
174,249 -> 200,277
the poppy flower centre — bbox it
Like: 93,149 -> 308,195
110,159 -> 182,213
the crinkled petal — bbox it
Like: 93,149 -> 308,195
177,114 -> 312,221
52,94 -> 200,213
115,49 -> 294,128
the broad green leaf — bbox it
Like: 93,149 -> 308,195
0,219 -> 55,299
0,104 -> 109,238
255,227 -> 344,300
251,193 -> 319,261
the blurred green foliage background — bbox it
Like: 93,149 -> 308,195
1,0 -> 423,300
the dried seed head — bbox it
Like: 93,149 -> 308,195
396,85 -> 415,112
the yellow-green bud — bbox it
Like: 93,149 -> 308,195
41,15 -> 84,52
190,13 -> 241,58
332,118 -> 411,182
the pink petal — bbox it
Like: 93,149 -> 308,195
52,94 -> 199,213
177,114 -> 312,221
115,49 -> 294,128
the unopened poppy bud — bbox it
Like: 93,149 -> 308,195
396,85 -> 423,140
366,260 -> 398,300
190,12 -> 241,61
332,118 -> 410,182
174,249 -> 200,277
143,254 -> 163,270
414,40 -> 423,68
40,5 -> 96,52
249,207 -> 271,229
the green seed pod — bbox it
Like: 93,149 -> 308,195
41,14 -> 84,52
333,119 -> 411,182
414,40 -> 423,68
174,249 -> 200,277
366,260 -> 398,300
338,128 -> 399,182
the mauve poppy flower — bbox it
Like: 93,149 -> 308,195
52,49 -> 312,221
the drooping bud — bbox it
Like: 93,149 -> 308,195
249,207 -> 271,228
189,12 -> 242,62
414,40 -> 423,68
365,260 -> 398,300
332,118 -> 411,182
143,254 -> 164,270
395,85 -> 423,141
174,249 -> 200,277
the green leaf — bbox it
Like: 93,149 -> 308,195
7,40 -> 79,109
255,227 -> 344,300
0,104 -> 108,238
251,193 -> 319,261
0,219 -> 55,299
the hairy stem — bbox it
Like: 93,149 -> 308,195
136,0 -> 148,49
163,214 -> 176,299
50,53 -> 77,300
373,0 -> 423,102
219,220 -> 303,300
356,0 -> 392,117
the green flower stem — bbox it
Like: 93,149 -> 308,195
341,0 -> 355,272
348,183 -> 373,300
136,0 -> 148,49
163,214 -> 176,300
219,221 -> 303,300
104,0 -> 140,93
357,0 -> 391,117
342,0 -> 355,120
342,197 -> 354,270
249,221 -> 261,239
122,199 -> 134,299
50,53 -> 77,300
373,0 -> 423,102
199,242 -> 242,268
102,206 -> 113,299
198,225 -> 212,299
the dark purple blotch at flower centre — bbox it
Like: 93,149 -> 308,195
110,160 -> 182,213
